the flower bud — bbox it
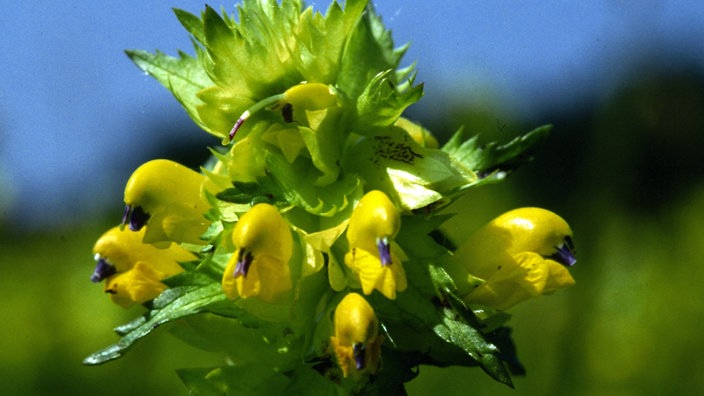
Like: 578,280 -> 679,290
330,293 -> 384,378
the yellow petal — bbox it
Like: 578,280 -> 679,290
104,262 -> 168,308
93,226 -> 193,276
345,248 -> 407,300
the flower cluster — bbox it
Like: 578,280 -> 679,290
86,1 -> 577,393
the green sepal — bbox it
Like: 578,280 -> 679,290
297,107 -> 344,186
337,1 -> 406,100
267,151 -> 364,217
343,126 -> 478,210
354,69 -> 424,129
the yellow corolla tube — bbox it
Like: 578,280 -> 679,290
122,159 -> 212,245
91,226 -> 194,307
221,203 -> 293,302
454,207 -> 576,310
345,190 -> 407,300
330,293 -> 384,379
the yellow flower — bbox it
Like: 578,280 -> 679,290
91,226 -> 193,307
122,159 -> 212,246
330,293 -> 384,379
345,190 -> 407,300
454,207 -> 576,310
221,203 -> 293,302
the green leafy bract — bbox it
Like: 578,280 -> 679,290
443,124 -> 552,179
128,0 -> 420,138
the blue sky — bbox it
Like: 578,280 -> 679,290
1,1 -> 703,229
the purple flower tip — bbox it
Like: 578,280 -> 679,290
353,343 -> 366,370
377,237 -> 392,266
124,205 -> 149,232
553,238 -> 577,267
233,249 -> 254,278
91,257 -> 116,282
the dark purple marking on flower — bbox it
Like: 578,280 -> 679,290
123,205 -> 149,231
234,249 -> 254,278
281,103 -> 293,123
353,342 -> 366,370
91,257 -> 116,282
551,237 -> 577,267
376,237 -> 392,266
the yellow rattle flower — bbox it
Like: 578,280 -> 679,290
330,293 -> 384,379
221,203 -> 293,302
455,207 -> 576,310
345,190 -> 407,300
122,159 -> 212,246
91,226 -> 193,307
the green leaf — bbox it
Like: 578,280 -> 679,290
125,49 -> 212,132
169,314 -> 295,368
283,366 -> 350,396
177,364 -> 290,396
432,307 -> 513,387
443,124 -> 552,177
83,280 -> 227,365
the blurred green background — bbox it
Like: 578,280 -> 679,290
2,58 -> 704,396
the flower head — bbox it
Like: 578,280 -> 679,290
91,226 -> 192,307
330,293 -> 384,378
345,190 -> 407,299
221,203 -> 293,302
122,159 -> 212,245
455,207 -> 576,310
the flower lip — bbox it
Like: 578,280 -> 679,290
353,342 -> 366,370
376,237 -> 392,266
551,237 -> 577,267
122,205 -> 150,232
91,254 -> 116,283
233,249 -> 254,278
